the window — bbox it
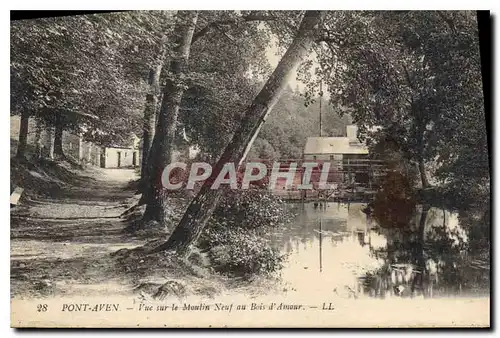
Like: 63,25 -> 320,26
124,152 -> 127,158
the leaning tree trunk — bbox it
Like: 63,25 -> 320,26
142,11 -> 199,223
53,112 -> 64,158
152,10 -> 325,256
15,110 -> 30,159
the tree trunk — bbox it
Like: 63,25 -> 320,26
53,112 -> 64,158
411,204 -> 429,295
153,11 -> 325,256
34,119 -> 42,159
15,110 -> 29,159
418,158 -> 429,188
78,133 -> 83,162
48,126 -> 55,160
142,11 -> 199,223
141,35 -> 169,181
140,69 -> 158,179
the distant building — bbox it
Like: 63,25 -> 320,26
303,125 -> 370,185
10,115 -> 101,165
100,134 -> 140,168
303,125 -> 369,161
10,116 -> 143,169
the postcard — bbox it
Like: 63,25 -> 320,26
10,10 -> 490,328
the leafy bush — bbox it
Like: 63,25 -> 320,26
198,189 -> 291,277
372,170 -> 416,229
211,189 -> 289,229
202,225 -> 285,276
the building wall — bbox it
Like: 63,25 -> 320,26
12,115 -> 104,166
11,116 -> 50,157
171,145 -> 200,162
103,147 -> 139,168
304,153 -> 368,162
343,153 -> 368,160
303,153 -> 372,185
81,142 -> 101,166
11,115 -> 39,145
62,133 -> 81,160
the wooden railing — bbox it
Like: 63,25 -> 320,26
240,158 -> 394,201
241,158 -> 392,174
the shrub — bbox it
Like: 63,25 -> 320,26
211,189 -> 290,230
372,170 -> 416,229
198,189 -> 292,277
202,225 -> 285,276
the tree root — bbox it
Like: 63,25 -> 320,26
152,281 -> 187,301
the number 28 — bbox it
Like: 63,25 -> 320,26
37,304 -> 48,312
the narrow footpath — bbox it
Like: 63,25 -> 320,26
10,166 -> 145,299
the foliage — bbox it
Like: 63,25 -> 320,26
372,170 -> 417,229
201,226 -> 285,276
198,190 -> 292,276
212,189 -> 290,229
248,86 -> 351,159
10,12 -> 175,146
307,11 -> 488,208
458,206 -> 490,260
179,11 -> 272,160
177,11 -> 350,162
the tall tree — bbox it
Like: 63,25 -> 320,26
180,11 -> 272,160
313,11 -> 485,191
140,10 -> 272,222
15,110 -> 29,159
140,65 -> 161,178
152,10 -> 325,256
11,13 -> 153,158
142,11 -> 199,223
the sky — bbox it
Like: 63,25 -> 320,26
265,38 -> 315,93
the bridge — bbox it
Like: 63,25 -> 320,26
242,158 -> 393,203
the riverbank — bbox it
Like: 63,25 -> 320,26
10,161 -> 282,301
10,159 -> 490,303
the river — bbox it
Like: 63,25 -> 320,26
269,202 -> 489,299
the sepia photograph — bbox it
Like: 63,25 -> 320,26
9,9 -> 490,328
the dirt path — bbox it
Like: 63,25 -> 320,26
11,167 -> 145,299
10,165 -> 282,301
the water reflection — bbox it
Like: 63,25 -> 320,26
271,202 -> 489,299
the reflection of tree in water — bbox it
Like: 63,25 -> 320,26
277,203 -> 347,255
361,204 -> 490,298
275,200 -> 489,298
